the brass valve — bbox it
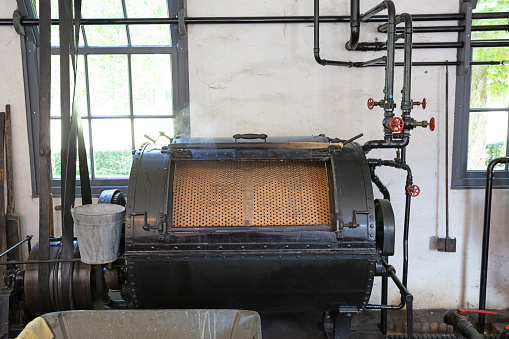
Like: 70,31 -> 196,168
367,98 -> 384,110
412,98 -> 427,109
414,117 -> 435,131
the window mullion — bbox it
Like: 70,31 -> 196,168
120,0 -> 132,47
127,54 -> 135,150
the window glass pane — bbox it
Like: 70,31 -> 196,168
50,119 -> 91,179
134,118 -> 174,147
92,119 -> 132,178
125,0 -> 168,17
472,19 -> 509,40
88,55 -> 129,116
131,54 -> 173,116
82,0 -> 124,18
128,25 -> 172,46
470,65 -> 509,108
84,26 -> 128,46
51,56 -> 88,118
474,0 -> 509,13
51,27 -> 86,48
467,111 -> 508,170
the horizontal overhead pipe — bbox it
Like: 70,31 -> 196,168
353,40 -> 509,51
0,11 -> 508,27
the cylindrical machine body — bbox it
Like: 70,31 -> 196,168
125,136 -> 382,313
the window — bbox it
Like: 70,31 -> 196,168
18,0 -> 189,196
452,0 -> 509,188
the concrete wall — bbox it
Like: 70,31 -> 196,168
0,0 -> 507,310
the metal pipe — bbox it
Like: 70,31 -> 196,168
445,62 -> 450,240
354,40 -> 509,51
313,0 -> 352,67
402,192 -> 411,288
1,11 -> 507,27
382,1 -> 396,120
360,1 -> 390,21
355,56 -> 386,67
0,235 -> 33,259
365,258 -> 413,310
345,0 -> 360,50
391,25 -> 509,33
400,13 -> 413,121
367,158 -> 413,292
363,136 -> 410,152
381,256 -> 389,334
478,157 -> 509,333
370,166 -> 391,200
0,258 -> 82,265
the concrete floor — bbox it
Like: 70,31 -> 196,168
260,309 -> 509,339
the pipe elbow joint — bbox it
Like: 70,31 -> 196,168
313,49 -> 326,66
347,26 -> 360,51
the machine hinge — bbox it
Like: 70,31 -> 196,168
130,212 -> 165,232
342,210 -> 369,229
162,149 -> 193,158
311,149 -> 330,158
333,212 -> 344,240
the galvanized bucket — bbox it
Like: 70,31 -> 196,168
71,204 -> 125,264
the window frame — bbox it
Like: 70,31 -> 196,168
18,0 -> 190,197
451,0 -> 509,189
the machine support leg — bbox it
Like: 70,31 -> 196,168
381,256 -> 389,334
0,288 -> 11,339
406,294 -> 414,338
333,312 -> 353,339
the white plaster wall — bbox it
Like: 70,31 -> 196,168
0,0 -> 507,310
0,1 -> 40,246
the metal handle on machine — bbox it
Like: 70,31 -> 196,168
233,133 -> 268,142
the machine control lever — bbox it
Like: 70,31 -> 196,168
414,117 -> 435,131
367,98 -> 384,110
456,309 -> 498,315
412,98 -> 427,109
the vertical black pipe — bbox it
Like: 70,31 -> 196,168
400,13 -> 413,119
381,256 -> 389,334
478,157 -> 509,332
313,0 -> 352,67
384,1 -> 396,107
346,0 -> 360,50
402,192 -> 411,288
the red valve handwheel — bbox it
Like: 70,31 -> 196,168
422,98 -> 427,109
389,117 -> 404,132
407,185 -> 420,197
367,98 -> 375,110
504,324 -> 509,331
429,117 -> 435,131
457,309 -> 498,316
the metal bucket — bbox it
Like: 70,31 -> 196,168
71,204 -> 125,264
